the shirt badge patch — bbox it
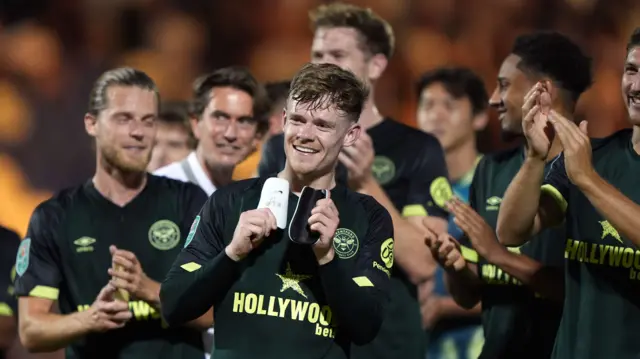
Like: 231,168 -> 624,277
430,176 -> 453,208
371,156 -> 396,185
149,220 -> 181,251
16,238 -> 31,276
184,215 -> 201,248
332,228 -> 359,259
380,238 -> 394,269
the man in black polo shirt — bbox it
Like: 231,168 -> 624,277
497,27 -> 640,359
13,67 -> 211,359
0,225 -> 20,359
258,4 -> 450,358
434,32 -> 592,359
161,62 -> 394,359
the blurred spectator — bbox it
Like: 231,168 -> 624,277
148,101 -> 196,172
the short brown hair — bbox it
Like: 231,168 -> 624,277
190,66 -> 270,135
158,101 -> 197,149
289,63 -> 369,122
309,2 -> 395,59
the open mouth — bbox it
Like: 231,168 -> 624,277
629,94 -> 640,107
293,145 -> 320,154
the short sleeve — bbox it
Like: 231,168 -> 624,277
541,154 -> 570,214
0,228 -> 20,316
14,204 -> 63,301
175,190 -> 229,272
402,135 -> 451,220
257,134 -> 286,177
354,197 -> 395,288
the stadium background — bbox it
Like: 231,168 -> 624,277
0,0 -> 637,357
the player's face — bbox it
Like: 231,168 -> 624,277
88,86 -> 158,172
147,122 -> 192,172
283,99 -> 361,176
193,87 -> 258,170
311,27 -> 371,85
622,46 -> 640,125
489,54 -> 534,139
417,83 -> 476,152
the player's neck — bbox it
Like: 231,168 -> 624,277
446,139 -> 478,182
93,161 -> 147,207
196,147 -> 234,189
279,163 -> 336,193
358,94 -> 384,130
632,125 -> 640,155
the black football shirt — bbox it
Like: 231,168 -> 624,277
161,177 -> 395,359
258,119 -> 451,359
463,146 -> 564,359
0,225 -> 20,359
542,129 -> 640,359
13,174 -> 207,359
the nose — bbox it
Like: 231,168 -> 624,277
296,122 -> 314,141
488,87 -> 502,108
223,120 -> 238,142
129,120 -> 146,140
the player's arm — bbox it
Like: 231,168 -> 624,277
443,247 -> 482,310
160,191 -> 239,327
449,198 -> 564,303
497,155 -> 567,246
317,197 -> 393,345
15,205 -> 97,352
0,229 -> 20,350
257,134 -> 285,176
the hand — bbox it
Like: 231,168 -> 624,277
108,246 -> 155,303
226,208 -> 277,261
339,132 -> 375,190
309,191 -> 340,265
548,110 -> 595,188
448,198 -> 503,261
425,230 -> 466,272
522,82 -> 554,161
84,283 -> 132,332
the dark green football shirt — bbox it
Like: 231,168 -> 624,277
13,175 -> 207,359
1,225 -> 20,359
542,129 -> 640,359
258,119 -> 451,359
160,177 -> 395,359
462,146 -> 564,359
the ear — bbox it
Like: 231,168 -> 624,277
541,79 -> 562,107
190,115 -> 201,141
471,112 -> 489,132
84,113 -> 98,137
367,54 -> 388,82
343,123 -> 362,147
281,109 -> 288,129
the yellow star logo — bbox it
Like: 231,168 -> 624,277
600,220 -> 622,244
275,263 -> 312,298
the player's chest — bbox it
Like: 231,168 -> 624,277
474,170 -> 519,231
58,206 -> 185,278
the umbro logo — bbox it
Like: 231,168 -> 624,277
74,237 -> 96,253
485,196 -> 502,211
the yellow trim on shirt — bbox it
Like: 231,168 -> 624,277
541,184 -> 568,214
29,285 -> 59,300
460,245 -> 478,263
352,276 -> 374,287
0,302 -> 13,316
402,204 -> 427,217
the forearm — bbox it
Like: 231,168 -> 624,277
444,264 -> 482,310
360,179 -> 435,283
581,174 -> 640,247
486,248 -> 563,303
185,308 -> 214,331
160,251 -> 240,326
318,259 -> 385,345
497,158 -> 546,246
19,310 -> 91,352
438,298 -> 481,318
141,277 -> 161,310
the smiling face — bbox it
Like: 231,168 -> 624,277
283,97 -> 360,177
489,54 -> 535,138
192,86 -> 259,170
623,46 -> 640,125
85,85 -> 158,172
